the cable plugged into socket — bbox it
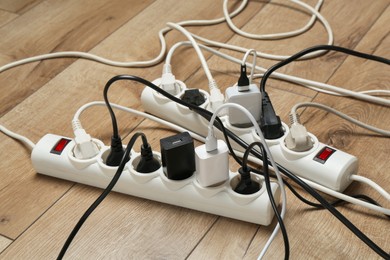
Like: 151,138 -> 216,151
284,113 -> 314,152
159,64 -> 181,95
225,64 -> 261,127
72,120 -> 100,160
136,143 -> 161,173
106,135 -> 128,167
285,123 -> 314,152
160,132 -> 196,180
195,139 -> 229,187
260,91 -> 284,139
234,166 -> 260,195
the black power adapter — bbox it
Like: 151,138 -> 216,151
160,132 -> 196,180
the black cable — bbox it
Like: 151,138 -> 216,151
242,142 -> 289,260
102,74 -> 389,259
57,132 -> 147,260
283,179 -> 389,215
260,44 -> 390,93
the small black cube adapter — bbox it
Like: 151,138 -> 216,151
160,132 -> 196,180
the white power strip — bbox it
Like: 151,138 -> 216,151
141,85 -> 358,192
31,134 -> 280,226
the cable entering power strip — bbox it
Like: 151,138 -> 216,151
31,133 -> 280,226
141,86 -> 358,192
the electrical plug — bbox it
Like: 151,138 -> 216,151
72,120 -> 99,159
225,64 -> 261,126
234,167 -> 260,195
160,132 -> 195,180
106,136 -> 129,167
195,139 -> 229,187
260,91 -> 284,139
136,143 -> 161,173
160,64 -> 180,95
237,64 -> 250,91
285,122 -> 314,152
181,89 -> 205,106
209,79 -> 224,112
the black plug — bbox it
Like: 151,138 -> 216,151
181,89 -> 206,106
106,136 -> 129,166
260,91 -> 284,139
136,143 -> 161,173
234,167 -> 260,195
237,64 -> 249,91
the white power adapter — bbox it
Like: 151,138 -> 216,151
225,83 -> 261,126
195,140 -> 229,187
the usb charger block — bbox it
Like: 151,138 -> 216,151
195,140 -> 229,187
160,132 -> 196,180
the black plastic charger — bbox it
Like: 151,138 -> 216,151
160,132 -> 195,180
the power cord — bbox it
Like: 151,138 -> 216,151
57,132 -> 150,259
164,41 -> 390,106
242,142 -> 289,260
111,74 -> 388,259
260,44 -> 390,93
0,124 -> 35,150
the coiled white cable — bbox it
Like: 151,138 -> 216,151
0,1 -> 248,74
223,0 -> 324,40
291,102 -> 390,136
191,0 -> 334,60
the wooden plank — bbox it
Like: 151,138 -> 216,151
207,0 -> 389,98
0,235 -> 12,254
0,0 -> 389,259
0,0 -> 260,242
0,9 -> 18,27
0,184 -> 217,259
0,0 -> 43,14
0,0 -> 155,116
242,5 -> 390,260
187,218 -> 258,260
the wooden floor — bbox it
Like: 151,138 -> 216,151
0,0 -> 389,259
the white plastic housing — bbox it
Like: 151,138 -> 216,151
31,134 -> 280,226
225,83 -> 261,126
195,140 -> 229,187
141,87 -> 358,192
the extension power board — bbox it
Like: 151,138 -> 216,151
31,134 -> 281,226
141,85 -> 358,192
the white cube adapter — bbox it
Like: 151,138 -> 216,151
195,140 -> 229,187
225,84 -> 261,126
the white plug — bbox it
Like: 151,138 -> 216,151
195,139 -> 229,187
209,79 -> 224,112
160,64 -> 179,95
72,120 -> 100,159
225,83 -> 261,126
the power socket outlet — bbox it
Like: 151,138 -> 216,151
31,134 -> 280,226
141,86 -> 358,192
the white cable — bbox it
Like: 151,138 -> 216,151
291,102 -> 390,136
305,86 -> 390,97
166,22 -> 214,83
191,0 -> 334,60
164,41 -> 390,107
73,101 -> 206,143
234,150 -> 390,216
350,175 -> 390,202
242,49 -> 257,84
0,1 -> 249,74
223,0 -> 323,39
0,124 -> 35,150
206,103 -> 287,259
